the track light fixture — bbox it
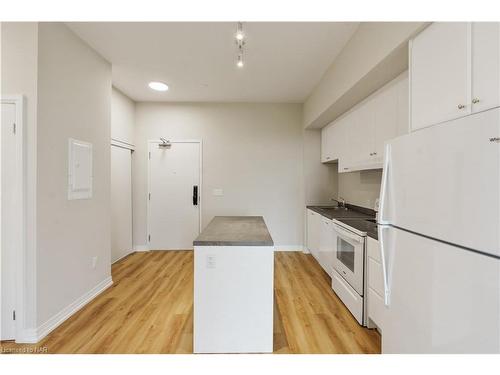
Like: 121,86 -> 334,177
235,22 -> 246,68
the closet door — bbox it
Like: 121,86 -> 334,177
410,22 -> 471,131
111,145 -> 133,263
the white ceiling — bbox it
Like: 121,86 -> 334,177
67,22 -> 359,103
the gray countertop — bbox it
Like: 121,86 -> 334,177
193,216 -> 274,246
307,205 -> 378,240
306,205 -> 375,220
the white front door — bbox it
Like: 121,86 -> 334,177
111,145 -> 133,262
148,141 -> 201,250
1,102 -> 18,340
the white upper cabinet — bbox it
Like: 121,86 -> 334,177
346,96 -> 376,170
410,22 -> 471,131
373,79 -> 399,164
320,72 -> 409,172
471,22 -> 500,114
321,124 -> 333,162
410,22 -> 500,131
321,114 -> 348,163
395,74 -> 409,136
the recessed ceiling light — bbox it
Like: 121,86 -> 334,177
148,81 -> 169,92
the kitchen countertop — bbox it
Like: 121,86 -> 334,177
307,205 -> 378,240
193,216 -> 274,246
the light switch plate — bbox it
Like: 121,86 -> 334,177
68,138 -> 93,200
212,189 -> 223,196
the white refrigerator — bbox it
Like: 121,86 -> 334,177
378,108 -> 500,353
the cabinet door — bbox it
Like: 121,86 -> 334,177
321,123 -> 332,163
345,98 -> 376,170
306,210 -> 320,258
318,218 -> 336,277
410,22 -> 471,131
330,116 -> 347,162
396,72 -> 409,136
373,81 -> 399,165
472,22 -> 500,113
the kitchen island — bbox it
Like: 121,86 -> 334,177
193,216 -> 275,353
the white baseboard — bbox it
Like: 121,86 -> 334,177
133,244 -> 149,252
112,250 -> 135,264
33,276 -> 113,343
274,245 -> 304,252
15,329 -> 38,344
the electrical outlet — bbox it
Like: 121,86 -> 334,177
91,256 -> 98,269
206,255 -> 216,269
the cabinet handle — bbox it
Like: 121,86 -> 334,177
369,153 -> 373,156
326,156 -> 330,160
373,152 -> 377,155
490,137 -> 500,143
472,98 -> 480,104
343,167 -> 349,170
457,104 -> 466,109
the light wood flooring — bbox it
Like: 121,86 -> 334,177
1,251 -> 380,354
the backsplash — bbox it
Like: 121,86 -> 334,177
337,169 -> 382,210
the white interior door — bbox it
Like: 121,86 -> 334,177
111,145 -> 133,263
148,141 -> 201,250
1,102 -> 18,340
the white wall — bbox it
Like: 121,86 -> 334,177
1,22 -> 39,331
338,169 -> 382,210
36,23 -> 112,325
304,22 -> 425,129
111,87 -> 135,144
133,102 -> 306,249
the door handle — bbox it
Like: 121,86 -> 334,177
378,225 -> 394,306
193,185 -> 198,206
378,143 -> 391,224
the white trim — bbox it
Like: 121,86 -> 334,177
1,95 -> 28,342
111,138 -> 135,151
133,244 -> 150,252
274,245 -> 305,252
146,139 -> 203,248
34,277 -> 113,343
111,250 -> 134,264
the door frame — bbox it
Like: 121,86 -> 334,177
1,95 -> 26,341
146,139 -> 203,250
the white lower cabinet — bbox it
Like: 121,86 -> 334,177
366,236 -> 386,332
306,209 -> 336,277
318,217 -> 336,277
306,209 -> 321,260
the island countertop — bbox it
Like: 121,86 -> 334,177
193,216 -> 274,246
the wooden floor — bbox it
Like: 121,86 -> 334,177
1,251 -> 380,354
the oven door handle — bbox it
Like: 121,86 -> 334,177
334,224 -> 363,243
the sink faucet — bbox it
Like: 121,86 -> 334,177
331,196 -> 346,209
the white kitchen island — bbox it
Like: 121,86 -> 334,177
193,216 -> 275,353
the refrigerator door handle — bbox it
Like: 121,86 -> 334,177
378,143 -> 391,225
378,225 -> 391,306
